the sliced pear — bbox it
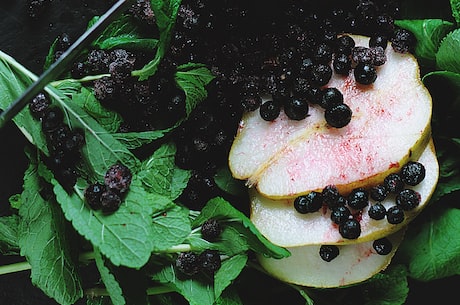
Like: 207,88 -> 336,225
250,139 -> 438,246
228,34 -> 432,199
257,229 -> 405,288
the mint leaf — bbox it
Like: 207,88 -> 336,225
215,287 -> 244,305
152,204 -> 191,252
192,197 -> 290,259
112,127 -> 176,149
395,19 -> 454,66
175,63 -> 216,116
132,0 -> 182,80
152,264 -> 215,305
363,264 -> 409,305
45,169 -> 156,268
214,254 -> 248,300
436,28 -> 460,73
20,161 -> 83,305
94,249 -> 126,305
138,142 -> 191,200
399,207 -> 460,281
214,166 -> 247,197
0,214 -> 20,255
451,0 -> 460,23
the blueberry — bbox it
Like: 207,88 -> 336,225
294,192 -> 323,214
354,62 -> 377,85
384,173 -> 404,194
386,205 -> 405,224
339,219 -> 361,239
320,87 -> 344,110
370,184 -> 388,201
330,206 -> 351,225
319,245 -> 340,262
396,189 -> 421,211
400,161 -> 425,186
325,103 -> 352,128
260,100 -> 281,121
284,97 -> 309,121
368,203 -> 387,220
347,187 -> 369,210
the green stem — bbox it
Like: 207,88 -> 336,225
85,285 -> 175,297
50,74 -> 110,87
0,261 -> 31,275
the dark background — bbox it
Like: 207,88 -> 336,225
0,1 -> 457,305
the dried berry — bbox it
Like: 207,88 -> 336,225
104,163 -> 132,194
41,107 -> 64,132
176,252 -> 200,276
29,92 -> 51,119
391,28 -> 416,54
201,219 -> 222,241
85,182 -> 106,210
199,249 -> 221,274
384,173 -> 404,194
100,189 -> 122,213
319,245 -> 340,262
373,237 -> 393,255
370,184 -> 388,201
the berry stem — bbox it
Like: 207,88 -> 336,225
0,261 -> 31,275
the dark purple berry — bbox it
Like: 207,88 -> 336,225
322,185 -> 341,208
176,252 -> 200,276
330,206 -> 351,224
260,100 -> 281,121
347,188 -> 369,210
104,163 -> 132,194
354,63 -> 377,85
85,182 -> 106,210
199,249 -> 221,274
335,35 -> 355,55
386,205 -> 405,224
283,97 -> 309,121
320,87 -> 344,110
384,173 -> 404,194
333,53 -> 352,75
100,189 -> 122,213
29,92 -> 51,119
339,219 -> 361,239
42,107 -> 64,132
325,103 -> 352,128
373,237 -> 393,255
369,35 -> 388,49
294,192 -> 323,214
370,47 -> 387,66
396,189 -> 421,211
56,167 -> 78,191
368,203 -> 386,220
241,92 -> 262,112
309,63 -> 332,87
352,47 -> 373,64
370,184 -> 388,201
319,245 -> 339,262
201,219 -> 222,241
391,28 -> 416,54
400,161 -> 425,186
312,43 -> 333,63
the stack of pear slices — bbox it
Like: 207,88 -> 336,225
228,35 -> 439,288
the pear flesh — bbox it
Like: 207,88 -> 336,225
250,139 -> 438,247
257,229 -> 406,288
228,35 -> 432,200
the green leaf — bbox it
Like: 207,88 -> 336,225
152,204 -> 191,252
0,214 -> 20,255
192,197 -> 290,259
45,170 -> 156,268
112,128 -> 175,149
94,249 -> 126,305
436,28 -> 460,73
19,161 -> 83,305
362,264 -> 409,305
152,264 -> 215,305
0,51 -> 49,153
70,86 -> 122,133
399,208 -> 460,281
44,37 -> 59,71
395,19 -> 454,66
8,193 -> 22,209
451,0 -> 460,23
214,254 -> 248,300
138,142 -> 191,200
132,0 -> 182,80
175,63 -> 216,116
215,287 -> 243,305
214,166 -> 247,197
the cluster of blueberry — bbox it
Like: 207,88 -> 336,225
29,92 -> 85,191
294,160 -> 426,240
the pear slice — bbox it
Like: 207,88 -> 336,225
250,139 -> 438,246
257,229 -> 405,288
228,34 -> 432,199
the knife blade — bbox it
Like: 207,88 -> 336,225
0,0 -> 135,129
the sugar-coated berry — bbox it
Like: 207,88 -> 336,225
319,245 -> 340,262
104,163 -> 133,194
199,249 -> 221,274
100,189 -> 122,213
201,219 -> 222,241
176,252 -> 200,276
370,184 -> 389,201
85,182 -> 106,210
396,189 -> 421,211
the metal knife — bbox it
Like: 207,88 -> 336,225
0,0 -> 135,129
